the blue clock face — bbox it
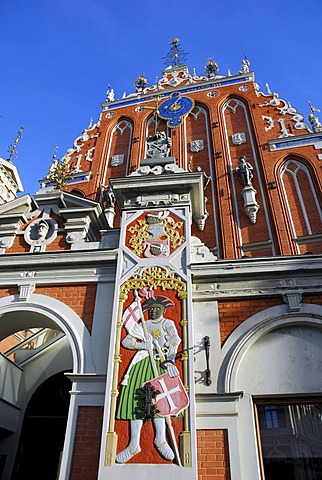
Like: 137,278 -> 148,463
158,93 -> 194,127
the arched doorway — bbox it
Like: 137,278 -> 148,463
11,371 -> 71,480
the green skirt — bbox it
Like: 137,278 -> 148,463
116,355 -> 162,420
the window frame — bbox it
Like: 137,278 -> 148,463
254,395 -> 322,480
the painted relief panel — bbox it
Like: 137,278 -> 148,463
102,206 -> 196,478
106,267 -> 192,467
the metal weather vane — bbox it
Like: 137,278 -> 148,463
8,126 -> 24,161
163,38 -> 188,68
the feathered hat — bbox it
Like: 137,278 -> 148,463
142,295 -> 174,311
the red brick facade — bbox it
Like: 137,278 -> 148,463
70,407 -> 104,480
197,429 -> 231,479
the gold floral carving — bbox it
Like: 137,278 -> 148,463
165,221 -> 185,248
120,266 -> 186,298
128,220 -> 149,256
127,215 -> 185,257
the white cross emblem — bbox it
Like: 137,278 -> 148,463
155,377 -> 182,413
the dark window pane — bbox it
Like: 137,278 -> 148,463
257,403 -> 322,480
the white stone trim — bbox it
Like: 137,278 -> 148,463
0,294 -> 94,373
220,303 -> 322,393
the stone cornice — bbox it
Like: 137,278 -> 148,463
0,249 -> 117,286
192,255 -> 322,299
111,171 -> 206,228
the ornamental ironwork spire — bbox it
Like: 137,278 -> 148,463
163,38 -> 188,68
8,126 -> 24,162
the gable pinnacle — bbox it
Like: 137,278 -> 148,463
163,38 -> 188,68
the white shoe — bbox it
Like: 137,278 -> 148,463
154,441 -> 175,461
116,446 -> 141,463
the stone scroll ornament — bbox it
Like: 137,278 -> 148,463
106,268 -> 191,467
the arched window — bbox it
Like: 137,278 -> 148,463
144,116 -> 169,158
103,119 -> 133,185
185,104 -> 220,255
280,159 -> 322,253
222,98 -> 275,257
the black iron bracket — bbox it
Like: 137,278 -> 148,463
204,336 -> 211,386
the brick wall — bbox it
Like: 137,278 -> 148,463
36,284 -> 97,331
69,406 -> 104,480
197,429 -> 231,479
219,297 -> 282,345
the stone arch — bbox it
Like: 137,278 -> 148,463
219,303 -> 322,393
0,293 -> 94,374
278,157 -> 322,253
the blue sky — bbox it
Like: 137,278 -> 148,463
1,0 -> 321,196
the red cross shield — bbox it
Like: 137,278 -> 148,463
145,373 -> 189,417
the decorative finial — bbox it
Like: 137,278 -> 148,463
205,58 -> 219,78
8,126 -> 24,162
134,73 -> 148,92
308,100 -> 322,132
46,147 -> 73,189
239,56 -> 250,74
52,146 -> 59,159
308,100 -> 320,114
106,85 -> 115,102
163,38 -> 188,68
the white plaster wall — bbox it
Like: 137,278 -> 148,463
193,300 -> 220,393
235,325 -> 322,394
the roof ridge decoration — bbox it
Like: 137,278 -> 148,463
257,83 -> 311,137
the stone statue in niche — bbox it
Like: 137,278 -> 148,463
236,156 -> 254,187
115,290 -> 188,464
235,156 -> 259,223
103,185 -> 116,228
24,218 -> 57,253
146,131 -> 171,158
36,220 -> 50,241
103,185 -> 116,209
